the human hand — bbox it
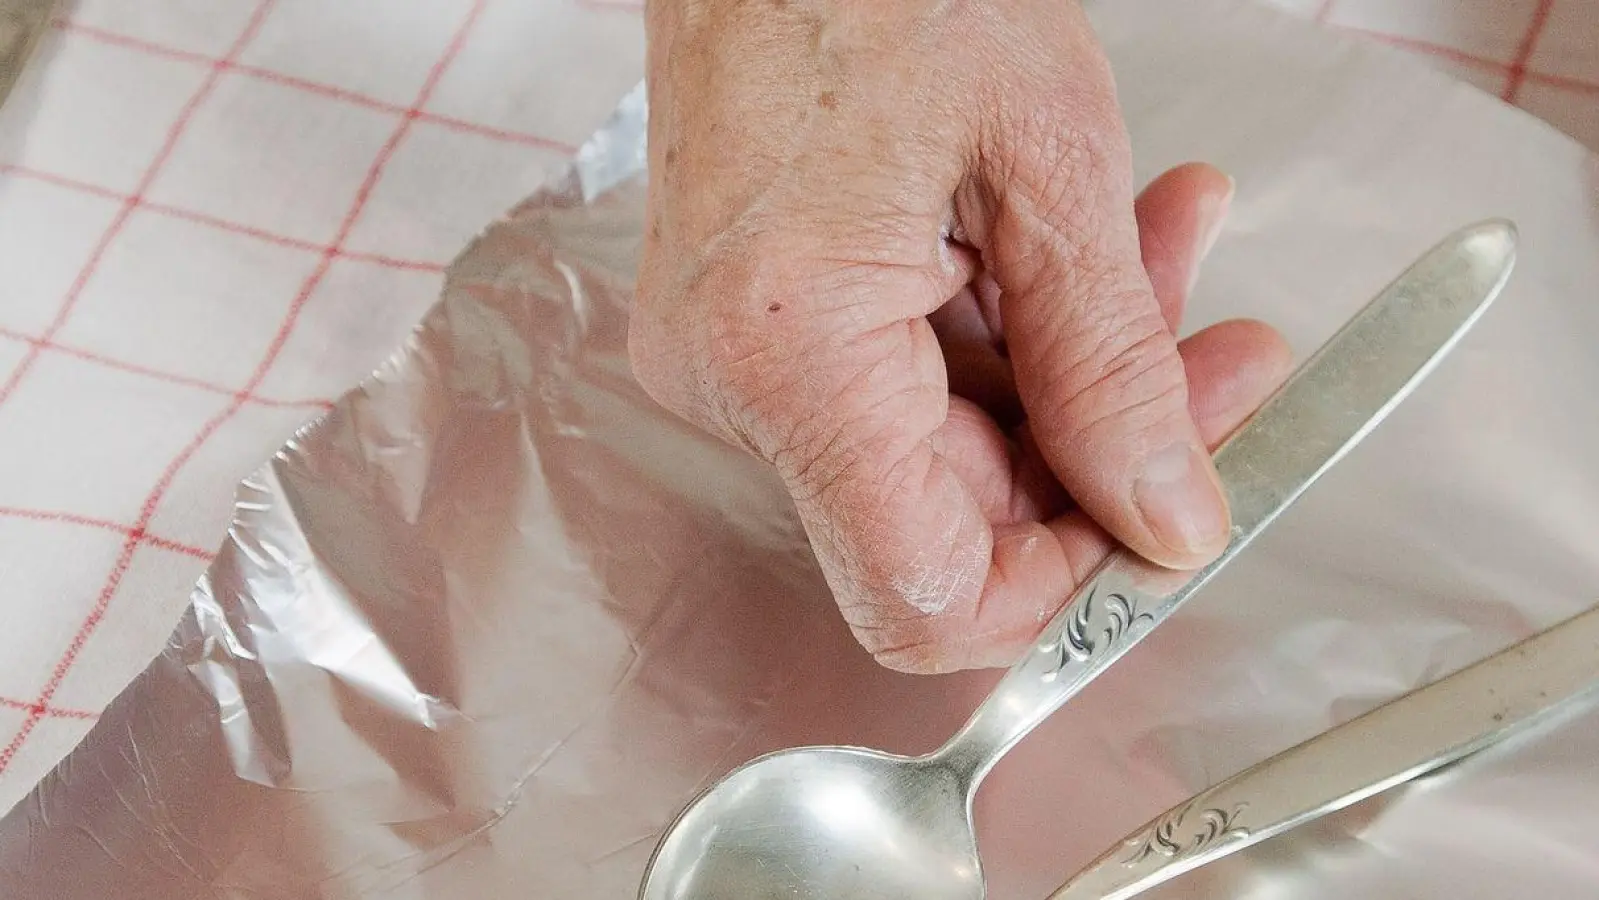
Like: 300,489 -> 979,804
629,0 -> 1292,672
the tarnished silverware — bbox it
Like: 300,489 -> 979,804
1050,602 -> 1599,900
637,220 -> 1519,900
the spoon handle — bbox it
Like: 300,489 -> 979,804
932,220 -> 1518,788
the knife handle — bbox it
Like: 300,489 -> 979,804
1050,602 -> 1599,900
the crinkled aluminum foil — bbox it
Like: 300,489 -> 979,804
4,1 -> 1599,897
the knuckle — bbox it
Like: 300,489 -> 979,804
1027,293 -> 1189,444
1006,100 -> 1123,193
990,125 -> 1135,302
769,339 -> 925,497
1017,125 -> 1102,220
775,390 -> 881,499
632,245 -> 816,449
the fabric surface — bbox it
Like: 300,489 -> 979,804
0,0 -> 1591,815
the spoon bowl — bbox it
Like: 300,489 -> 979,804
641,747 -> 983,900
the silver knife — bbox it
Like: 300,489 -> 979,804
1049,602 -> 1599,900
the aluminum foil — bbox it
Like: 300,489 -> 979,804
4,0 -> 1599,896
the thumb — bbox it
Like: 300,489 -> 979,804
980,134 -> 1231,569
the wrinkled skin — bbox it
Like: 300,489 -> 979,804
630,0 -> 1293,673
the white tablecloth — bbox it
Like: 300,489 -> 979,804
0,0 -> 1591,815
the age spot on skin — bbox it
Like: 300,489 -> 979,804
817,90 -> 839,110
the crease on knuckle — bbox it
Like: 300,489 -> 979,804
1029,297 -> 1189,447
690,281 -> 814,449
770,344 -> 920,500
782,406 -> 908,525
1022,126 -> 1101,224
993,117 -> 1132,300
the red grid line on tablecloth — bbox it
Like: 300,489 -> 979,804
0,145 -> 446,413
0,697 -> 97,722
0,507 -> 213,561
0,0 -> 279,772
1341,27 -> 1511,73
53,18 -> 578,155
1335,24 -> 1599,96
0,331 -> 324,410
0,0 -> 490,776
0,162 -> 451,274
1529,67 -> 1599,97
0,4 -> 276,414
0,325 -> 332,411
1504,0 -> 1557,101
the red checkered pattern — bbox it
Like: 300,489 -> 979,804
0,0 -> 1589,814
0,0 -> 646,812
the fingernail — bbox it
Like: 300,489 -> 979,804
1134,442 -> 1230,560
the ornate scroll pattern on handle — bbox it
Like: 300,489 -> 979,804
1121,800 -> 1252,867
1040,583 -> 1154,679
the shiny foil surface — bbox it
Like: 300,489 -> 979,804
4,1 -> 1598,896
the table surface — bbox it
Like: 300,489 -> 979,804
0,0 -> 1592,815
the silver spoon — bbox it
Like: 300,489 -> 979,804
637,220 -> 1518,900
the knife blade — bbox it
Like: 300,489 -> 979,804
1049,602 -> 1599,900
